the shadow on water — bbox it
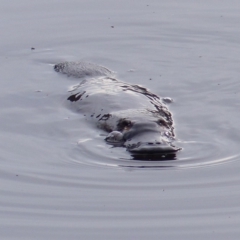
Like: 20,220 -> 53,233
120,152 -> 178,168
130,152 -> 177,161
131,153 -> 177,161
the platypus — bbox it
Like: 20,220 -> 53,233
54,61 -> 180,158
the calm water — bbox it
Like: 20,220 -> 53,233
1,0 -> 240,239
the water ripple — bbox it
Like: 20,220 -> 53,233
66,134 -> 240,169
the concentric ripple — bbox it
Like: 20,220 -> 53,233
67,131 -> 240,169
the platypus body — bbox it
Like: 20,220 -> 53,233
54,62 -> 180,159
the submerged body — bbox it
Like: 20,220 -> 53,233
55,62 -> 180,158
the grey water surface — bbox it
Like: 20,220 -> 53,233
1,0 -> 240,239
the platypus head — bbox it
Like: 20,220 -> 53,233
105,118 -> 180,159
